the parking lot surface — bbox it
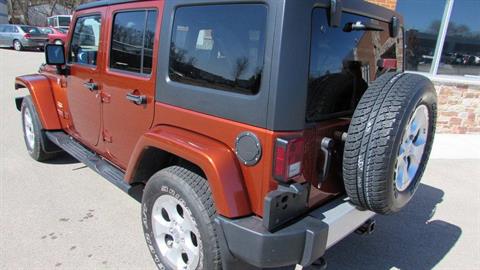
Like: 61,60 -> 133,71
1,49 -> 479,269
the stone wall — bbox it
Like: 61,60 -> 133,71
435,82 -> 480,134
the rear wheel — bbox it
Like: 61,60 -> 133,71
142,166 -> 221,270
54,39 -> 63,45
343,73 -> 437,214
13,39 -> 23,51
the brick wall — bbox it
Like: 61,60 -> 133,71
366,0 -> 398,10
435,82 -> 480,134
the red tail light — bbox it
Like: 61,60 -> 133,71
273,137 -> 305,182
24,34 -> 31,39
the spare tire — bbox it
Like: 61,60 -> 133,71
343,73 -> 437,214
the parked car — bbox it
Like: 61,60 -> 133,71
14,0 -> 437,269
0,24 -> 48,51
40,27 -> 68,45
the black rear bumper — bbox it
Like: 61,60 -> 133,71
216,197 -> 375,269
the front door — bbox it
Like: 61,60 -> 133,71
66,11 -> 105,148
101,4 -> 162,168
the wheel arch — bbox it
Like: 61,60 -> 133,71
126,125 -> 252,218
15,75 -> 61,130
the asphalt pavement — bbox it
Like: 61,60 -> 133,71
1,49 -> 479,270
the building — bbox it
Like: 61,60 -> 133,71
0,0 -> 7,24
367,0 -> 480,134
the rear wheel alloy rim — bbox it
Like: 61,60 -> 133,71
54,40 -> 63,45
152,195 -> 201,270
14,41 -> 21,50
23,108 -> 35,149
395,105 -> 429,192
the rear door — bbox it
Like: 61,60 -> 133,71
101,1 -> 163,168
65,9 -> 105,148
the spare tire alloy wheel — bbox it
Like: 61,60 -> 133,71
395,105 -> 429,192
343,73 -> 437,214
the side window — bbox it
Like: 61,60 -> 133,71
110,10 -> 158,74
169,4 -> 268,95
69,15 -> 102,66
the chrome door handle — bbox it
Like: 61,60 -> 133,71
83,82 -> 98,91
126,92 -> 147,105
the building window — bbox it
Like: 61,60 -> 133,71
397,0 -> 446,73
397,0 -> 480,79
437,0 -> 480,77
169,4 -> 268,95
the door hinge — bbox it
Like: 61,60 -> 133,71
100,92 -> 111,103
102,130 -> 112,143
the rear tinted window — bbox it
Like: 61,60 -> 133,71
20,26 -> 42,35
169,4 -> 267,95
110,10 -> 157,74
307,9 -> 403,122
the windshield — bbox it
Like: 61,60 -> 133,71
20,26 -> 42,35
59,17 -> 71,27
58,28 -> 68,34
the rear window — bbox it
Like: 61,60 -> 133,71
169,4 -> 268,95
20,26 -> 42,35
306,9 -> 403,122
110,10 -> 158,75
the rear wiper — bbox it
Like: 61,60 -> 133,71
343,21 -> 384,32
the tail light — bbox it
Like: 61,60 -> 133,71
24,34 -> 31,39
273,137 -> 305,182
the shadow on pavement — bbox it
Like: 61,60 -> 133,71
315,184 -> 461,270
43,152 -> 80,165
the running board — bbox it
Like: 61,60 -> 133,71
45,131 -> 132,193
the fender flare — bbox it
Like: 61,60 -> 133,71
15,75 -> 61,130
126,125 -> 252,218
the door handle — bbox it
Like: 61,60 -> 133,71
126,92 -> 147,105
83,81 -> 98,91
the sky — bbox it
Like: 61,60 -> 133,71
397,0 -> 479,33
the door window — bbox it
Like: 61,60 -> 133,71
110,10 -> 158,74
69,15 -> 102,66
169,4 -> 268,95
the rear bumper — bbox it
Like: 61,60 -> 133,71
216,197 -> 375,268
22,39 -> 47,48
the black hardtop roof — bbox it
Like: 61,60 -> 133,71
76,0 -> 144,11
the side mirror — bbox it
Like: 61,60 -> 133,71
45,44 -> 66,66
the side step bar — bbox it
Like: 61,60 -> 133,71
45,131 -> 132,193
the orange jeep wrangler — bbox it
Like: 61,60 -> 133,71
14,0 -> 437,269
